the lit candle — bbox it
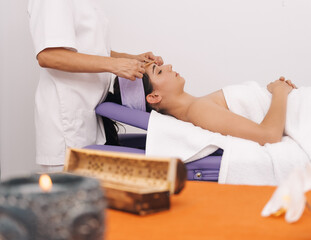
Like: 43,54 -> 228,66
0,173 -> 106,240
39,174 -> 53,192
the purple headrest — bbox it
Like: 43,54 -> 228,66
95,102 -> 150,130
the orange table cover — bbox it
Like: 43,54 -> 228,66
105,181 -> 311,240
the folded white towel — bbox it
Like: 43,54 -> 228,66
145,110 -> 226,163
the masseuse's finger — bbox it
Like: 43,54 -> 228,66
143,52 -> 164,66
140,52 -> 156,64
133,61 -> 144,72
129,64 -> 144,80
127,75 -> 136,81
145,56 -> 163,66
285,80 -> 296,88
138,63 -> 145,74
145,51 -> 155,59
143,58 -> 151,63
285,79 -> 292,86
154,56 -> 164,66
135,72 -> 144,79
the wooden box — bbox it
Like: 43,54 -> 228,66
64,148 -> 186,215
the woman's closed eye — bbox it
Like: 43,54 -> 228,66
158,70 -> 162,75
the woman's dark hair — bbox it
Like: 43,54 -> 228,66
102,73 -> 153,145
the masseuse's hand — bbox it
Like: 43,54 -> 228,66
278,76 -> 298,89
135,52 -> 164,66
267,79 -> 294,95
112,58 -> 145,80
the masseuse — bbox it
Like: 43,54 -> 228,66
28,0 -> 163,172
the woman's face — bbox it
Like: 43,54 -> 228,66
145,64 -> 185,95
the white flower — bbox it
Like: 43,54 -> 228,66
261,163 -> 311,223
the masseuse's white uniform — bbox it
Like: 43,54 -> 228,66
28,0 -> 110,165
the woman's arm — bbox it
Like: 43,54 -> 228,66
111,51 -> 136,59
37,47 -> 145,80
188,80 -> 294,145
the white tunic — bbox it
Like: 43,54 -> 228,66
28,0 -> 111,165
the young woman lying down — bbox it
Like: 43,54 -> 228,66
104,63 -> 298,146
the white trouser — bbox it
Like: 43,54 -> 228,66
39,165 -> 64,173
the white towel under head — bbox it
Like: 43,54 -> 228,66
146,110 -> 225,163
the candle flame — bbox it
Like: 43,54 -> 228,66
39,174 -> 53,192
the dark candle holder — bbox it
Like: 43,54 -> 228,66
0,173 -> 106,240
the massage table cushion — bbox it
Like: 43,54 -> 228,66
85,102 -> 222,182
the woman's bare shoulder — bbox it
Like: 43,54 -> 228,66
202,89 -> 229,110
186,94 -> 268,145
186,97 -> 230,134
186,97 -> 221,123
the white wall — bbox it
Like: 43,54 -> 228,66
0,0 -> 39,180
105,0 -> 311,94
1,0 -> 311,179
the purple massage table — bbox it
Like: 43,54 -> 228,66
85,102 -> 222,182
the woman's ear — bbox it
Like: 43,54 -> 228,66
146,92 -> 162,104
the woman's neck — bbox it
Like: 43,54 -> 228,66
162,92 -> 198,121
